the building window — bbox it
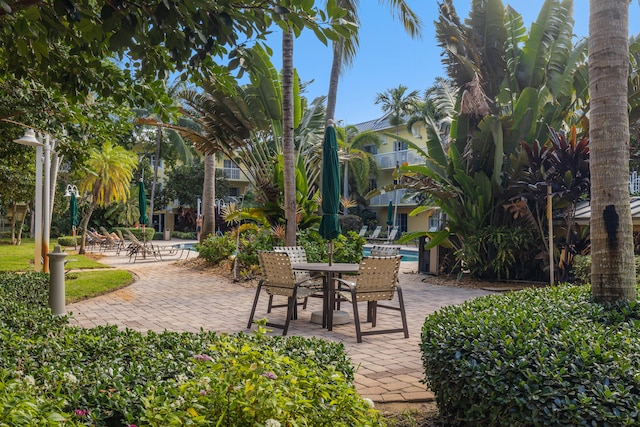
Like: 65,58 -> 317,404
364,144 -> 377,154
229,187 -> 239,197
399,213 -> 408,233
394,140 -> 408,151
223,160 -> 240,180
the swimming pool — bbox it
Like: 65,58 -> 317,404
178,243 -> 419,262
363,247 -> 418,262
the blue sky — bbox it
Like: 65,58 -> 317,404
264,1 -> 640,125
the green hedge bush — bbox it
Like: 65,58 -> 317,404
57,235 -> 79,246
0,272 -> 375,426
421,284 -> 640,426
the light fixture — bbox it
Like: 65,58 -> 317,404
64,184 -> 79,197
13,129 -> 43,147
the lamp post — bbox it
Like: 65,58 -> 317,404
13,128 -> 52,273
64,184 -> 80,250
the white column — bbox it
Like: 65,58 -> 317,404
34,142 -> 43,272
42,134 -> 51,273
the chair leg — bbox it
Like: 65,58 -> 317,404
351,290 -> 363,343
370,301 -> 378,327
397,286 -> 409,338
247,281 -> 264,329
267,295 -> 274,313
282,295 -> 296,336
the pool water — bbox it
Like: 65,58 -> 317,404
179,243 -> 419,262
363,247 -> 418,262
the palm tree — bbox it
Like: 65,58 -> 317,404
77,142 -> 137,254
325,0 -> 422,124
589,0 -> 635,302
339,126 -> 381,214
282,27 -> 297,246
374,84 -> 420,137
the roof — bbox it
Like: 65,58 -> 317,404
574,197 -> 640,225
353,112 -> 407,132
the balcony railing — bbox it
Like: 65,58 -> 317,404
369,189 -> 415,206
374,150 -> 425,170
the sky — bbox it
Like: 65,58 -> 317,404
264,1 -> 640,126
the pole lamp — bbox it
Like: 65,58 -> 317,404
13,129 -> 51,273
64,184 -> 80,249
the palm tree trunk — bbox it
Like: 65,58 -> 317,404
282,27 -> 297,246
589,0 -> 635,302
201,153 -> 216,242
326,40 -> 343,125
78,202 -> 96,255
343,160 -> 349,215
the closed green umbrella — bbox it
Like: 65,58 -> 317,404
386,200 -> 393,229
70,193 -> 78,229
318,125 -> 341,265
138,180 -> 148,242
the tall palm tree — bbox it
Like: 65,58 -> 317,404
282,27 -> 297,246
589,0 -> 635,302
374,84 -> 420,137
77,142 -> 137,254
325,0 -> 422,124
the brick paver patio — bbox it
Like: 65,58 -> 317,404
67,249 -> 494,403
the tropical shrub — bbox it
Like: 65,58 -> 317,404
140,324 -> 381,427
422,284 -> 640,426
196,233 -> 236,264
172,230 -> 197,239
0,272 -> 374,427
297,229 -> 366,264
455,225 -> 539,280
58,235 -> 80,247
339,214 -> 363,235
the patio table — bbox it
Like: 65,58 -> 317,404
291,262 -> 359,331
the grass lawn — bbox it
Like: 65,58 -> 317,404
1,238 -> 134,302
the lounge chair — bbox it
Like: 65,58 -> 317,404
124,229 -> 189,262
247,251 -> 322,335
365,226 -> 382,242
357,226 -> 368,237
335,255 -> 409,343
100,226 -> 124,254
367,226 -> 399,243
370,245 -> 401,256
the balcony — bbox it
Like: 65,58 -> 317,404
369,189 -> 415,207
375,150 -> 425,170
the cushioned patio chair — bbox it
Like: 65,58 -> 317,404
335,255 -> 409,343
247,251 -> 321,335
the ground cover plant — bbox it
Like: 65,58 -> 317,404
421,284 -> 640,426
0,272 -> 381,426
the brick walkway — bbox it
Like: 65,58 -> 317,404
67,251 -> 493,403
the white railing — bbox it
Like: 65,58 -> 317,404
630,171 -> 640,194
369,189 -> 412,206
375,150 -> 425,170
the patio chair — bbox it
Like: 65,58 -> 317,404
370,245 -> 401,256
247,251 -> 321,335
385,226 -> 400,243
365,226 -> 382,242
335,255 -> 408,343
273,246 -> 324,312
357,226 -> 368,237
86,230 -> 111,252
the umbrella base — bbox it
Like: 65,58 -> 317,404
310,310 -> 350,325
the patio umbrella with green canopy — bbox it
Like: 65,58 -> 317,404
138,179 -> 148,242
318,124 -> 341,265
386,200 -> 394,232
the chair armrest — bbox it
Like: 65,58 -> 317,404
334,277 -> 355,290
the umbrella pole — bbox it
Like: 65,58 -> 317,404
328,240 -> 333,266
